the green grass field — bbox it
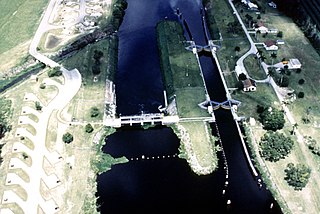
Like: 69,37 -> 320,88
205,0 -> 320,213
157,20 -> 218,173
0,0 -> 48,54
62,37 -> 118,122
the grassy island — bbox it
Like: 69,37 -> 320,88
157,20 -> 218,175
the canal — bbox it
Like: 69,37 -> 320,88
96,0 -> 283,213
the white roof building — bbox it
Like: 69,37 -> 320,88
289,59 -> 301,69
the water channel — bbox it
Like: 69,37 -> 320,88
96,0 -> 283,213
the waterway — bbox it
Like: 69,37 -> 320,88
96,0 -> 283,213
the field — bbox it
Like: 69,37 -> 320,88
62,37 -> 118,123
0,0 -> 49,72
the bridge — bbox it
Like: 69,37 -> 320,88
104,113 -> 180,127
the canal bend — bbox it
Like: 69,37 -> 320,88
96,0 -> 282,213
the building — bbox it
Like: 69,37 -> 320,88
254,21 -> 268,33
263,40 -> 278,51
288,58 -> 302,69
242,0 -> 258,10
242,78 -> 257,92
268,1 -> 277,8
276,39 -> 285,45
268,28 -> 278,34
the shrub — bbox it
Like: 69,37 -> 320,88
238,73 -> 247,81
298,79 -> 305,85
39,83 -> 46,89
48,67 -> 62,77
90,107 -> 100,117
35,101 -> 42,111
259,106 -> 285,131
85,123 -> 94,133
62,132 -> 73,144
297,92 -> 304,98
260,131 -> 294,162
284,163 -> 311,190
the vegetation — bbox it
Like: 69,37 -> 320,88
284,163 -> 311,191
91,127 -> 128,174
304,136 -> 320,156
0,0 -> 48,54
85,123 -> 94,133
90,107 -> 100,118
62,132 -> 74,144
35,101 -> 42,111
157,20 -> 218,174
0,97 -> 12,140
259,131 -> 294,162
259,106 -> 285,131
48,66 -> 62,77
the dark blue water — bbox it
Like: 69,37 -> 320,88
97,0 -> 283,213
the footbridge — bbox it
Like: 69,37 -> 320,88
104,113 -> 179,128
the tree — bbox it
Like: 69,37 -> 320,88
297,92 -> 304,98
277,31 -> 283,38
48,66 -> 62,77
62,132 -> 73,144
284,163 -> 311,190
90,107 -> 100,117
234,46 -> 241,54
238,73 -> 247,81
35,101 -> 42,111
291,123 -> 298,135
259,131 -> 294,162
298,79 -> 305,85
93,50 -> 103,60
270,52 -> 277,66
259,106 -> 285,131
85,123 -> 94,133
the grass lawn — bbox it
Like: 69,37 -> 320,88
157,20 -> 218,173
62,37 -> 117,122
0,0 -> 49,72
205,0 -> 320,213
205,0 -> 250,72
243,54 -> 267,80
180,121 -> 217,168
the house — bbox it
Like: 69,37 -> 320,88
242,78 -> 257,92
288,58 -> 302,69
248,2 -> 258,10
254,21 -> 268,33
242,0 -> 258,10
263,40 -> 278,51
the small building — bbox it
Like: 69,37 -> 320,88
248,2 -> 258,10
242,78 -> 257,92
268,28 -> 278,34
254,21 -> 268,33
268,1 -> 277,8
242,0 -> 258,10
263,40 -> 278,51
276,39 -> 285,45
289,58 -> 302,69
